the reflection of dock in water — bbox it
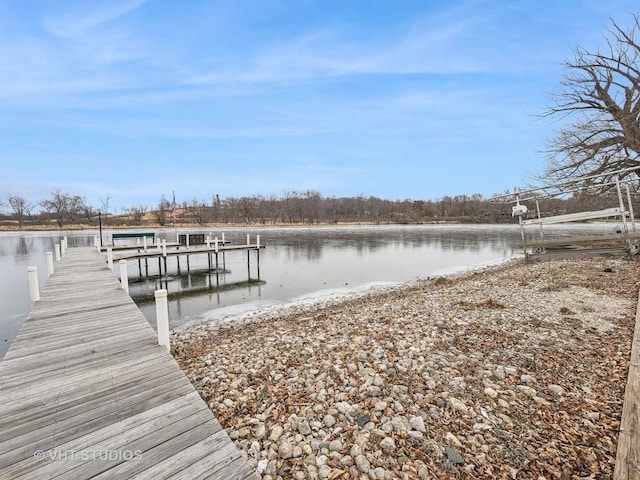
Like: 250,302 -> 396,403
131,275 -> 266,303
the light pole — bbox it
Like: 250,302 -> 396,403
98,210 -> 103,247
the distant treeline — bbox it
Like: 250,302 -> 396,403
0,189 -> 635,228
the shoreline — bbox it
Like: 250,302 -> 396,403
173,256 -> 639,479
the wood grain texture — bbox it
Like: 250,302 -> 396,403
0,248 -> 258,480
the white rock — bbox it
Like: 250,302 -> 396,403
445,432 -> 462,447
448,397 -> 468,412
548,384 -> 564,396
409,416 -> 426,433
379,436 -> 395,451
484,387 -> 498,398
269,425 -> 284,442
516,385 -> 537,397
355,454 -> 371,473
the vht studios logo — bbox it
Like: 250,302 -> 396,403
34,449 -> 143,461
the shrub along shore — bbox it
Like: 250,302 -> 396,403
173,256 -> 638,479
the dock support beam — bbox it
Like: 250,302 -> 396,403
46,252 -> 54,277
27,267 -> 40,303
119,260 -> 129,294
155,289 -> 170,350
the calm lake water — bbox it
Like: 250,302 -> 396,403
0,223 -> 619,360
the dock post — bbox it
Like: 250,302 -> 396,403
119,260 -> 129,294
256,235 -> 260,249
162,239 -> 168,276
186,234 -> 190,248
247,234 -> 250,246
215,253 -> 220,285
27,267 -> 40,303
62,236 -> 67,254
155,289 -> 170,349
222,232 -> 225,244
107,247 -> 113,271
94,236 -> 100,251
55,244 -> 61,261
206,235 -> 210,248
214,237 -> 219,253
46,252 -> 54,277
143,235 -> 148,251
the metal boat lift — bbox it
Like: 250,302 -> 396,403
491,167 -> 640,256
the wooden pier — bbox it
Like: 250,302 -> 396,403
0,248 -> 258,480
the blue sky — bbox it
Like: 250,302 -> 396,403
1,0 -> 638,212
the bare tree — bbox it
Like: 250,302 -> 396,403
40,189 -> 72,227
7,195 -> 34,228
541,14 -> 640,187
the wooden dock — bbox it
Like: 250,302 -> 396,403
0,248 -> 258,480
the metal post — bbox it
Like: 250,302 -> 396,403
28,267 -> 40,303
119,260 -> 129,293
625,183 -> 636,232
107,247 -> 113,271
46,252 -> 54,276
155,289 -> 170,349
615,176 -> 629,234
55,244 -> 61,261
98,211 -> 103,247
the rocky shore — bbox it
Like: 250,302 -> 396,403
173,256 -> 639,479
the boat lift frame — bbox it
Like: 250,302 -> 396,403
491,167 -> 640,255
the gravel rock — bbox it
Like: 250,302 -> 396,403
173,257 -> 637,479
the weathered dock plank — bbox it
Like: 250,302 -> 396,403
0,248 -> 258,480
614,287 -> 640,478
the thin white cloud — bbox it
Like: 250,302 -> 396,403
44,0 -> 148,39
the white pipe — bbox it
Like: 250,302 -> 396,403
28,267 -> 40,303
119,260 -> 129,293
55,244 -> 61,262
46,252 -> 54,276
256,235 -> 260,249
155,289 -> 170,349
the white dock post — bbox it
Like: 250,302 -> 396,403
46,252 -> 54,276
162,239 -> 167,257
62,236 -> 67,254
143,235 -> 148,251
186,234 -> 190,248
206,235 -> 211,248
222,232 -> 225,244
119,260 -> 129,293
155,289 -> 170,349
94,236 -> 100,250
107,247 -> 113,271
27,267 -> 40,303
55,244 -> 61,261
247,234 -> 250,246
256,235 -> 260,249
214,237 -> 219,253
